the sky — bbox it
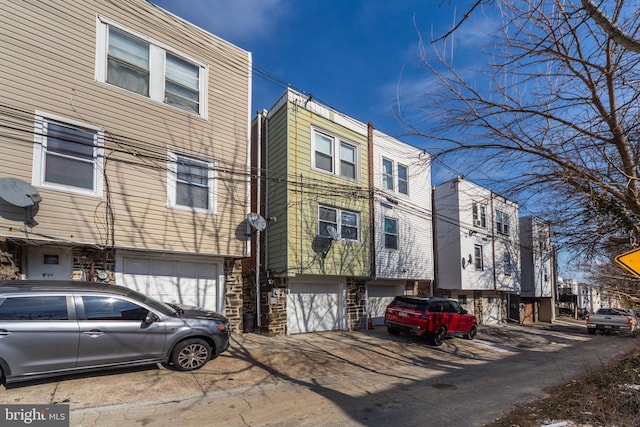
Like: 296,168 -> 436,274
151,0 -> 498,184
149,1 -> 587,279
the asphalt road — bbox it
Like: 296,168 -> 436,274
3,318 -> 637,427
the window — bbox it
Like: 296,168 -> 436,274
167,151 -> 216,213
96,19 -> 207,116
314,132 -> 333,173
382,158 -> 394,190
474,245 -> 483,270
107,27 -> 149,96
165,53 -> 200,113
503,252 -> 512,275
381,158 -> 409,195
340,143 -> 356,179
472,202 -> 486,228
318,205 -> 360,241
0,296 -> 68,320
33,112 -> 104,196
312,130 -> 359,180
496,210 -> 510,235
81,296 -> 149,321
458,295 -> 468,304
384,217 -> 398,249
397,164 -> 408,195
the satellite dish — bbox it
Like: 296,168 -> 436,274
0,177 -> 42,227
327,225 -> 340,241
247,213 -> 267,231
0,178 -> 42,207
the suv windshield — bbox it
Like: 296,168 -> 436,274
392,297 -> 429,311
126,288 -> 176,316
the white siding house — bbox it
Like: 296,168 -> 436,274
367,131 -> 434,325
519,216 -> 556,322
433,177 -> 520,324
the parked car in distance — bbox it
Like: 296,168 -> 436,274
585,308 -> 638,335
0,280 -> 230,384
384,296 -> 478,346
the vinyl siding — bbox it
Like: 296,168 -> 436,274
0,0 -> 251,256
265,90 -> 370,277
434,178 -> 521,292
373,133 -> 433,280
265,104 -> 289,271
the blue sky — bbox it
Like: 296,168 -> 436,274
149,1 -> 586,279
151,0 -> 498,183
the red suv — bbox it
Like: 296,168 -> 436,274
384,296 -> 478,346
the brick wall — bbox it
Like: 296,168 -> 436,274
346,278 -> 367,331
224,259 -> 244,334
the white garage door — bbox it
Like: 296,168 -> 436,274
367,284 -> 401,326
482,296 -> 501,325
287,282 -> 342,334
119,257 -> 222,312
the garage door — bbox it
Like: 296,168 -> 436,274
287,282 -> 342,334
482,296 -> 501,325
367,284 -> 401,326
119,257 -> 221,312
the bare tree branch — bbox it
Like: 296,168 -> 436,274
581,0 -> 640,53
402,0 -> 640,262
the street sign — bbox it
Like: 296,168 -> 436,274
615,247 -> 640,279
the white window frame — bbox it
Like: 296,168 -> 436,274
311,129 -> 359,181
397,163 -> 408,195
496,210 -> 510,235
382,158 -> 394,191
503,252 -> 512,275
383,217 -> 398,250
474,244 -> 484,271
167,150 -> 217,213
95,16 -> 208,118
32,111 -> 104,197
381,158 -> 409,195
472,202 -> 487,228
318,205 -> 360,242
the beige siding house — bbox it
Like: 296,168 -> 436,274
0,0 -> 252,330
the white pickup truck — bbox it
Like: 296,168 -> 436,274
585,308 -> 638,335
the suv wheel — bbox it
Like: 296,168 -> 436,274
464,324 -> 478,340
171,339 -> 212,371
431,326 -> 447,346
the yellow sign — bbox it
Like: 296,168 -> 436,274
615,247 -> 640,279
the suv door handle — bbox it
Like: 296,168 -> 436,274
83,329 -> 104,337
0,329 -> 12,336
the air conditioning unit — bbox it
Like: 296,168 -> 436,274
473,220 -> 482,227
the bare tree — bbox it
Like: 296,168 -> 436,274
407,0 -> 640,260
581,0 -> 640,53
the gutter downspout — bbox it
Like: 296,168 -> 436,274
256,109 -> 268,328
490,190 -> 497,291
367,122 -> 376,280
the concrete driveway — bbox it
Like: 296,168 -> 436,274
1,318 -> 635,426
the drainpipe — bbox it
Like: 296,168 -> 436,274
490,190 -> 497,291
300,173 -> 304,275
255,110 -> 265,328
256,109 -> 269,328
367,122 -> 376,280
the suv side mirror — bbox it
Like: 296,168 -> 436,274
144,313 -> 159,324
461,309 -> 468,315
